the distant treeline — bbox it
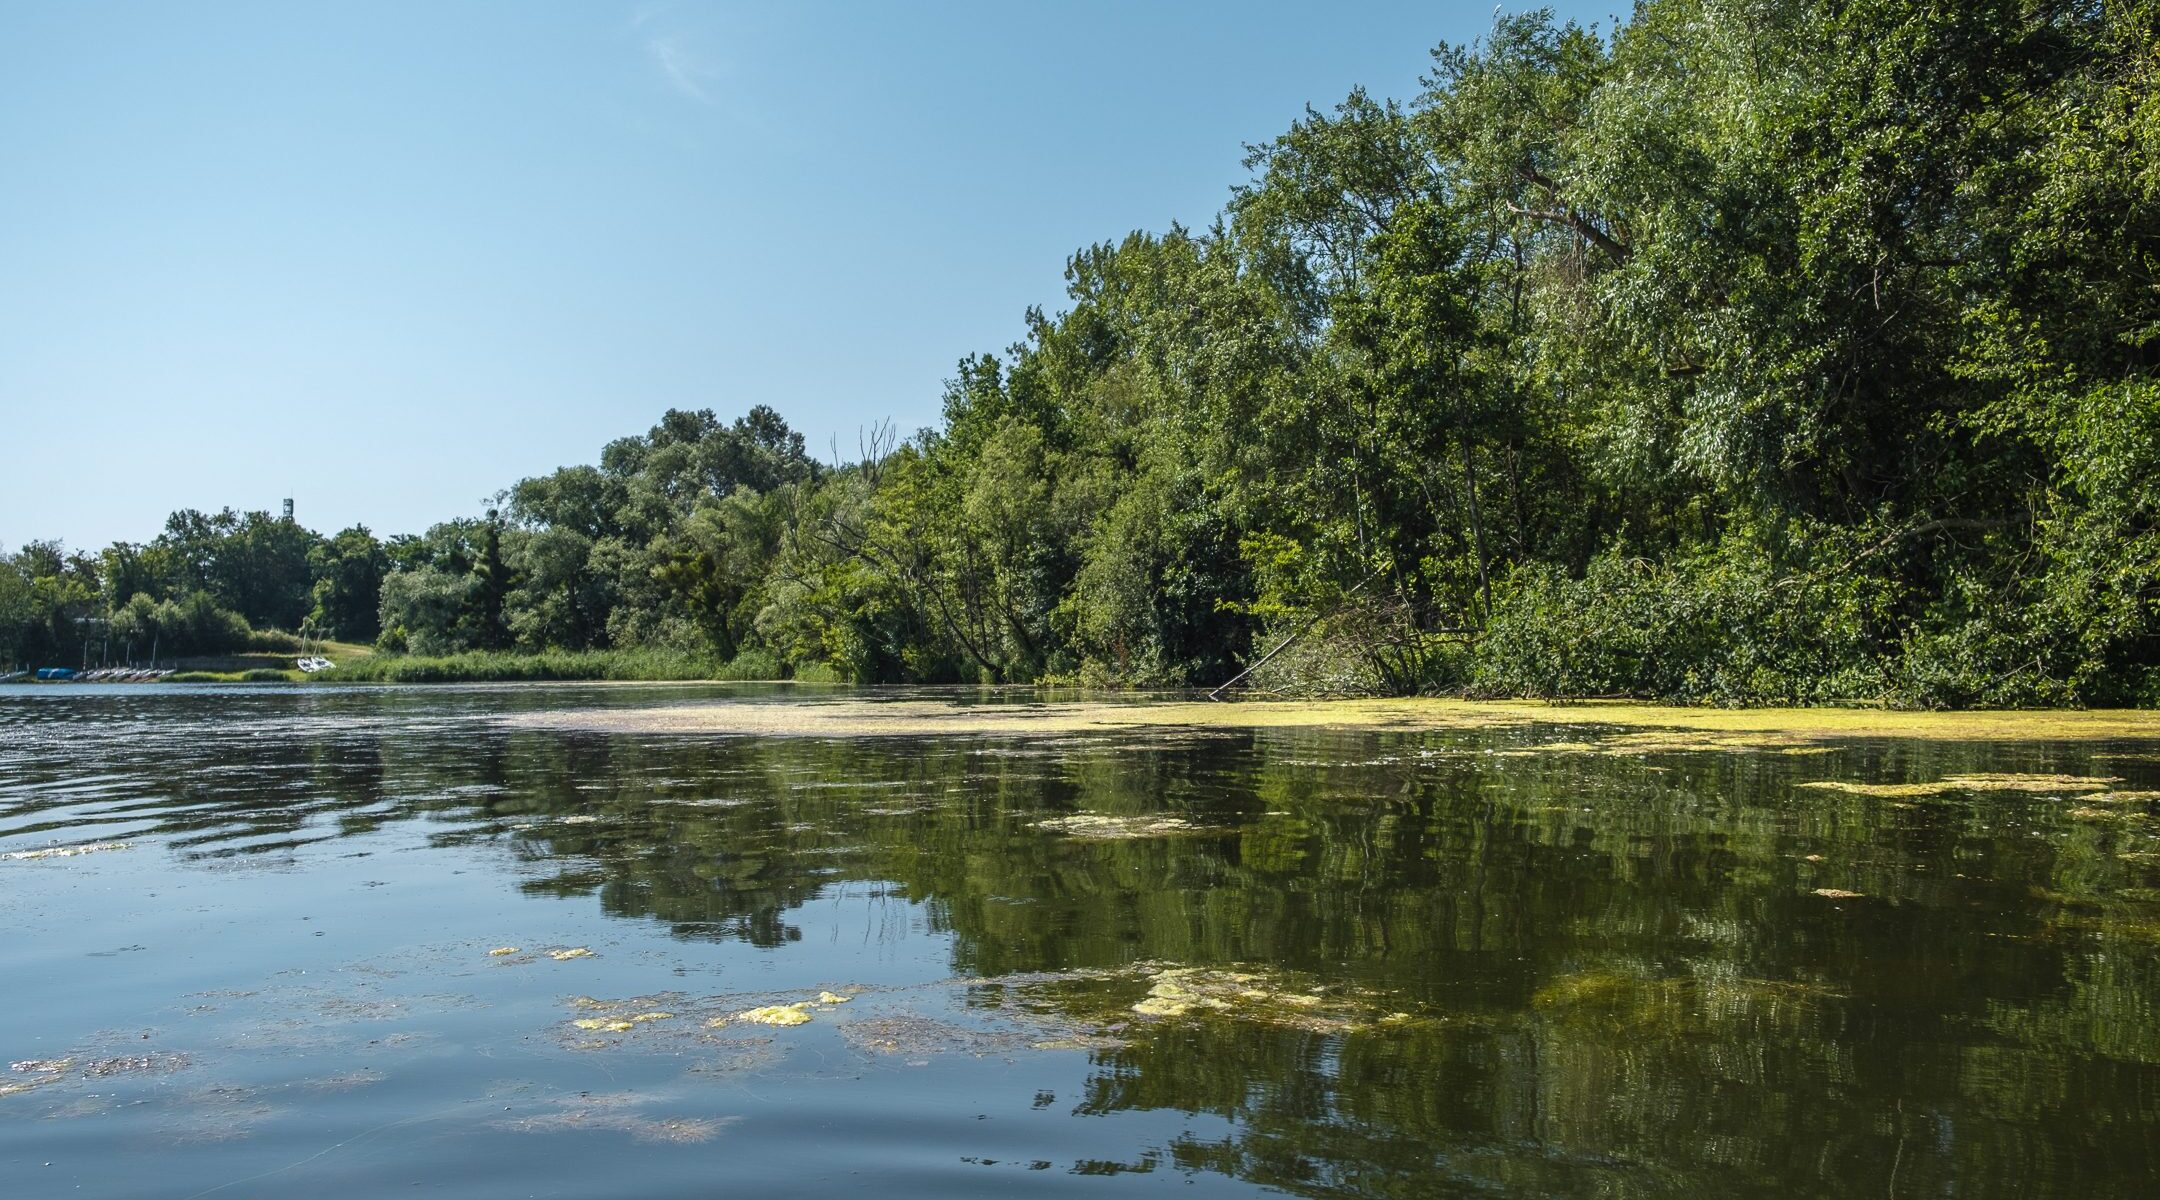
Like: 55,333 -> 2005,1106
6,1 -> 2156,704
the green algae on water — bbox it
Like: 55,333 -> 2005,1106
507,695 -> 2160,742
837,1015 -> 1032,1058
1031,813 -> 1220,840
496,1093 -> 739,1144
1797,773 -> 2121,799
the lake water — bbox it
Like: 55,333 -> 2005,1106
4,683 -> 2158,1198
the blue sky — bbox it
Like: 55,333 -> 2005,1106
1,2 -> 1613,550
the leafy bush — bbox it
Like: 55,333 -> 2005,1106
724,648 -> 784,680
1469,545 -> 1893,705
245,628 -> 304,653
154,592 -> 253,657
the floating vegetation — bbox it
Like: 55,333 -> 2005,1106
3,1049 -> 192,1100
1812,888 -> 1866,899
734,1003 -> 815,1027
572,1011 -> 676,1033
1028,1032 -> 1129,1052
495,1094 -> 738,1144
815,991 -> 852,1005
507,696 -> 2160,742
2069,806 -> 2157,823
488,946 -> 520,956
688,1039 -> 787,1078
0,1062 -> 66,1099
1117,964 -> 1392,1035
11,1057 -> 72,1073
160,1084 -> 278,1144
547,947 -> 595,961
82,1052 -> 191,1077
1798,773 -> 2121,799
1505,731 -> 1834,756
837,1015 -> 1029,1058
2084,791 -> 2160,806
2,841 -> 133,861
1032,813 -> 1218,840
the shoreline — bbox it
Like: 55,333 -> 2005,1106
12,678 -> 2155,741
503,695 -> 2160,742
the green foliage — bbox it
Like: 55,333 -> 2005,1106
307,525 -> 389,642
159,507 -> 319,629
244,628 -> 305,653
377,566 -> 478,656
1473,538 -> 1896,706
10,0 -> 2157,703
153,592 -> 254,657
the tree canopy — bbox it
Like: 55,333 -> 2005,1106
7,0 -> 2154,705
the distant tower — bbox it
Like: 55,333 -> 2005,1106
282,498 -> 294,522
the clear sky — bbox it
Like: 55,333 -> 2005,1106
1,1 -> 1614,551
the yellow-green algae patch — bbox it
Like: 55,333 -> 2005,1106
1498,730 -> 1839,756
1797,773 -> 2121,798
506,696 -> 2160,743
1032,813 -> 1219,840
2070,805 -> 2159,823
734,1002 -> 815,1027
570,1012 -> 673,1033
1110,964 -> 1409,1035
2084,790 -> 2160,805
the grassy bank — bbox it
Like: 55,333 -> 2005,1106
149,639 -> 376,683
164,668 -> 295,683
318,648 -> 811,684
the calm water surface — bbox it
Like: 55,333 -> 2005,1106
3,684 -> 2159,1198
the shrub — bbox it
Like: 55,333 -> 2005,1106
722,648 -> 784,680
1469,544 -> 1893,705
153,592 -> 253,656
245,629 -> 304,653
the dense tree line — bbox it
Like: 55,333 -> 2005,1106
0,507 -> 381,666
6,1 -> 2155,703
